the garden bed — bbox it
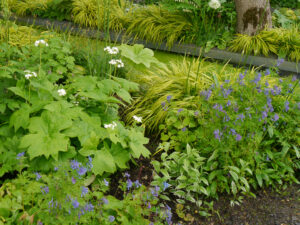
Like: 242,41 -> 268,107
2,13 -> 299,75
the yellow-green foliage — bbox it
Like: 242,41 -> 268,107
229,30 -> 279,56
229,27 -> 300,62
125,58 -> 234,133
71,0 -> 126,31
8,0 -> 50,15
125,5 -> 193,48
0,23 -> 53,46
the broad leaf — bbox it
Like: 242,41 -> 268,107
19,111 -> 72,160
92,147 -> 116,175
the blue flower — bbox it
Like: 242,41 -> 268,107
71,177 -> 76,184
108,215 -> 115,222
252,73 -> 261,85
236,113 -> 245,122
265,81 -> 269,87
177,108 -> 183,114
127,179 -> 133,190
284,101 -> 289,112
81,186 -> 89,197
151,186 -> 160,197
78,167 -> 87,176
194,111 -> 199,116
124,172 -> 130,178
272,114 -> 279,122
292,76 -> 297,82
277,58 -> 284,66
134,180 -> 142,188
72,199 -> 79,209
41,186 -> 49,194
213,129 -> 221,141
70,160 -> 80,170
35,172 -> 41,181
16,152 -> 25,160
181,127 -> 187,132
84,203 -> 94,212
262,111 -> 268,120
236,134 -> 242,141
163,181 -> 170,191
102,197 -> 108,204
230,128 -> 236,135
225,79 -> 230,83
264,68 -> 270,76
104,179 -> 109,186
167,95 -> 172,102
161,101 -> 166,107
226,100 -> 231,107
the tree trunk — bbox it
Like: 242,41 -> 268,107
234,0 -> 272,36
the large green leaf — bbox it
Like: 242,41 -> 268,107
19,111 -> 72,160
9,104 -> 31,132
92,147 -> 116,175
128,129 -> 150,158
119,44 -> 161,68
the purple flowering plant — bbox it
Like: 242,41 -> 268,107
156,70 -> 299,211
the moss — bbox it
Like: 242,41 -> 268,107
242,7 -> 268,35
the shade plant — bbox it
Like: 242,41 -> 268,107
0,34 -> 150,177
152,65 -> 299,214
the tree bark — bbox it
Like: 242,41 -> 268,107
234,0 -> 272,36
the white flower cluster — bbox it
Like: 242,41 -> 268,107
24,70 -> 37,79
104,122 -> 117,130
109,59 -> 124,68
208,0 -> 221,9
34,39 -> 49,47
57,89 -> 66,96
133,115 -> 142,123
104,46 -> 119,55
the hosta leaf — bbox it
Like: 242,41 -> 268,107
92,147 -> 116,175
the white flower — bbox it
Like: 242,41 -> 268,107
57,89 -> 66,96
25,73 -> 32,79
104,46 -> 119,55
109,59 -> 117,65
111,47 -> 119,54
133,115 -> 142,123
24,70 -> 37,79
208,0 -> 221,9
35,39 -> 49,47
116,59 -> 124,68
104,122 -> 117,130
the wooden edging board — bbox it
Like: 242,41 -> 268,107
2,14 -> 299,75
